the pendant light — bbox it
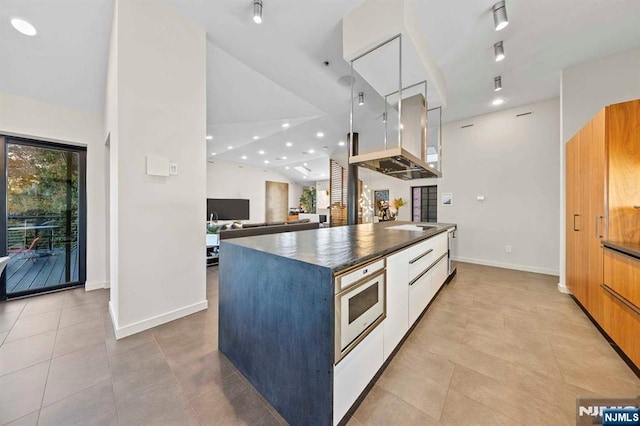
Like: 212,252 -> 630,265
253,0 -> 263,24
494,41 -> 505,62
492,1 -> 509,31
494,76 -> 502,92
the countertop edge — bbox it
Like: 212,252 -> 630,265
329,226 -> 453,273
602,241 -> 640,260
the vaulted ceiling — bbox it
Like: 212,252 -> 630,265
2,0 -> 640,184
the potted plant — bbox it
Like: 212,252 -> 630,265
392,197 -> 406,218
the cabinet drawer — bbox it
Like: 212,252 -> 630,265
336,257 -> 385,292
407,233 -> 447,281
604,249 -> 640,308
602,286 -> 640,368
409,270 -> 433,326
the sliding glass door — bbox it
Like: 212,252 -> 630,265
1,136 -> 86,299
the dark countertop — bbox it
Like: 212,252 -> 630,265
221,221 -> 456,272
603,241 -> 640,260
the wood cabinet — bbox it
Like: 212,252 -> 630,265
566,109 -> 606,322
602,249 -> 640,367
566,99 -> 640,368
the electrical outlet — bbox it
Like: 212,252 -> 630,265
505,245 -> 512,253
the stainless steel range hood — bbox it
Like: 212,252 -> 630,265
350,146 -> 440,180
343,0 -> 446,180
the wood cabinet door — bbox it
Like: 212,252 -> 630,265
566,134 -> 585,301
585,110 -> 606,322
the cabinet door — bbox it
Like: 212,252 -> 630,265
585,110 -> 606,322
566,135 -> 586,302
384,249 -> 409,360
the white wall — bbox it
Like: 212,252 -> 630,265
561,47 -> 640,143
360,98 -> 561,275
0,92 -> 108,290
558,47 -> 640,291
106,0 -> 207,338
207,159 -> 303,223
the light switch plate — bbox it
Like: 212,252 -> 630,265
170,163 -> 178,175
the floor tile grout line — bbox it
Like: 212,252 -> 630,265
100,309 -> 123,426
150,327 -> 203,426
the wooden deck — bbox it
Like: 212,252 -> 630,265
5,247 -> 79,294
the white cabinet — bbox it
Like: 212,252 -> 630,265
406,233 -> 447,326
333,324 -> 384,425
384,249 -> 409,360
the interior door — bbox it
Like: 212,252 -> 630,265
1,136 -> 87,299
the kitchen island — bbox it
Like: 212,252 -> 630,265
219,221 -> 456,425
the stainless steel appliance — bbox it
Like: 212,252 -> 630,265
335,258 -> 386,363
448,228 -> 457,276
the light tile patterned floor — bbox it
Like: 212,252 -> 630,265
0,263 -> 638,425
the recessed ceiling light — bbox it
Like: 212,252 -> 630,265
492,98 -> 505,106
304,163 -> 308,166
206,135 -> 213,140
227,146 -> 233,150
303,176 -> 307,179
11,18 -> 37,36
253,136 -> 259,140
316,132 -> 324,138
282,156 -> 287,160
264,160 -> 269,164
286,142 -> 292,147
338,141 -> 345,146
241,155 -> 247,160
259,150 -> 265,154
309,149 -> 315,154
285,166 -> 290,170
211,152 -> 217,156
282,123 -> 290,128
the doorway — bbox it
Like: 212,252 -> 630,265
412,185 -> 438,223
1,136 -> 87,300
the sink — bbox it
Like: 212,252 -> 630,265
385,224 -> 437,232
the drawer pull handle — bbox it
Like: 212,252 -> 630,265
409,253 -> 448,286
573,214 -> 579,232
601,284 -> 640,316
595,215 -> 603,239
409,249 -> 433,264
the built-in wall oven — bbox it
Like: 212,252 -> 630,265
335,258 -> 386,364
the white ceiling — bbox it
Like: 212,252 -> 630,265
2,0 -> 640,184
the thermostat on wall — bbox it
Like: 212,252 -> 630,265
146,155 -> 170,177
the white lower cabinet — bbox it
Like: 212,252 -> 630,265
333,324 -> 384,425
408,267 -> 434,326
333,230 -> 452,425
384,249 -> 409,360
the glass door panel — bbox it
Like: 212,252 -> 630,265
1,138 -> 86,298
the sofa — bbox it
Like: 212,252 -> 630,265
218,220 -> 319,240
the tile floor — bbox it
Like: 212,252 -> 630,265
0,263 -> 639,425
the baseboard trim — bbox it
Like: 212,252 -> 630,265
85,281 -> 110,291
557,282 -> 572,294
454,256 -> 559,276
112,300 -> 208,340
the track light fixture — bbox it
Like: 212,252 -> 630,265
358,92 -> 364,106
492,1 -> 509,31
494,76 -> 502,91
494,41 -> 505,62
253,0 -> 263,24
